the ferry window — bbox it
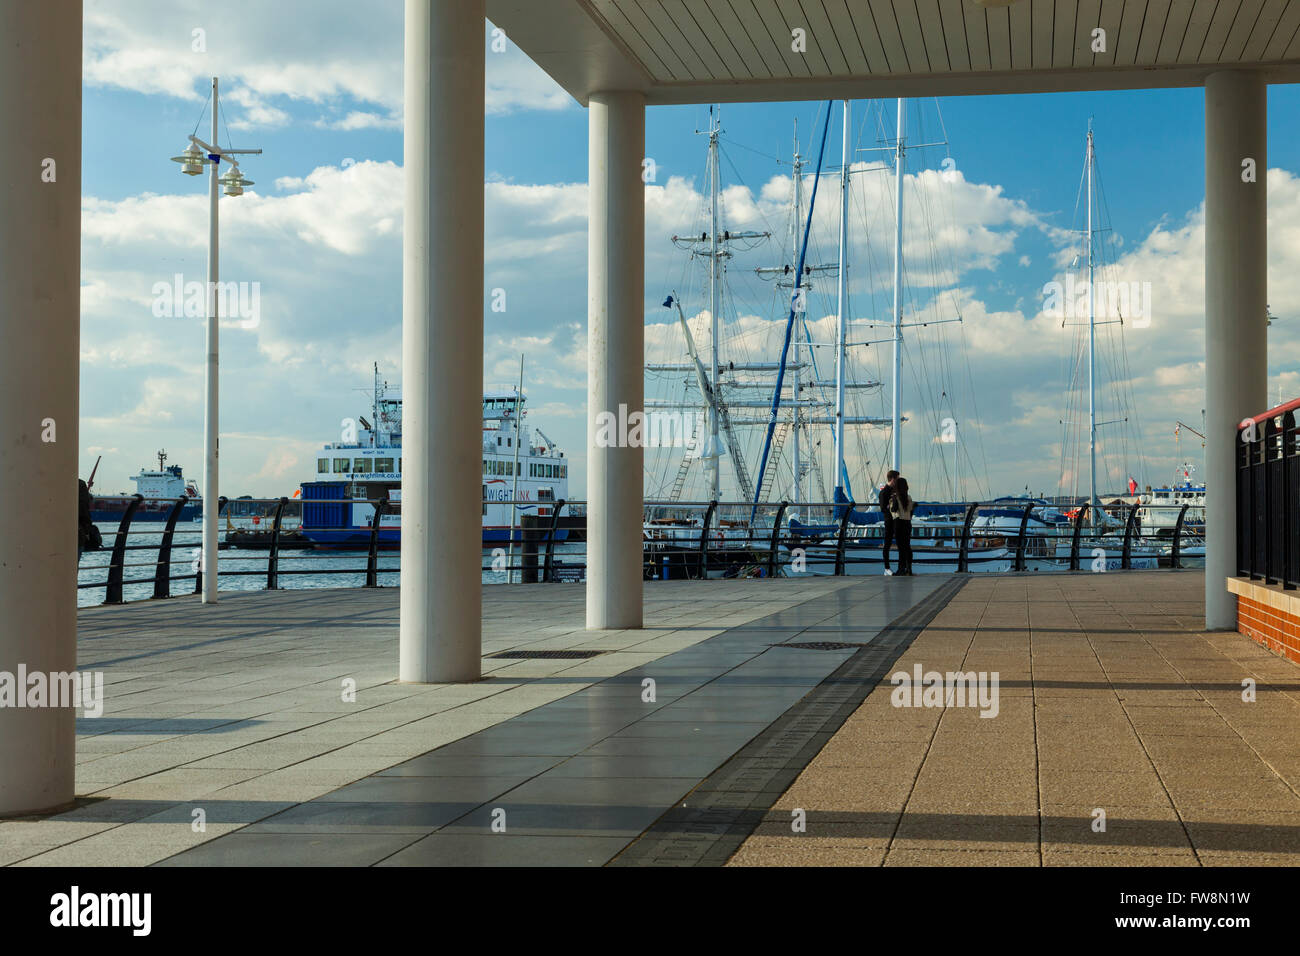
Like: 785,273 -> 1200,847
539,487 -> 554,501
497,437 -> 502,446
482,485 -> 486,516
375,458 -> 394,473
356,458 -> 373,472
507,437 -> 512,447
317,458 -> 328,474
333,458 -> 350,473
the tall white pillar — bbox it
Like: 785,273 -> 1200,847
399,0 -> 484,681
587,92 -> 645,629
0,0 -> 81,815
1205,71 -> 1268,630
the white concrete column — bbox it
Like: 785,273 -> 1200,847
399,0 -> 484,681
1205,71 -> 1268,630
0,0 -> 81,815
587,92 -> 645,630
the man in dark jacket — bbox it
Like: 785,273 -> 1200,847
878,470 -> 899,572
78,479 -> 101,560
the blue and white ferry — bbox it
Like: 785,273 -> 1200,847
299,367 -> 570,549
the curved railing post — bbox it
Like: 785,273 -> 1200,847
697,500 -> 717,579
834,500 -> 855,576
956,503 -> 977,573
195,496 -> 229,595
105,495 -> 144,605
541,500 -> 566,583
1170,503 -> 1190,571
266,496 -> 289,590
364,498 -> 390,588
1013,504 -> 1033,572
1121,503 -> 1140,570
152,497 -> 188,599
1068,504 -> 1089,571
767,501 -> 789,579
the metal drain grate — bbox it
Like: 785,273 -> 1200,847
771,641 -> 871,651
488,649 -> 607,660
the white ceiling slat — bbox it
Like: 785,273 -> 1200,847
864,0 -> 911,72
492,1 -> 1300,105
822,0 -> 875,73
647,0 -> 722,80
1261,0 -> 1300,60
1156,0 -> 1194,64
1240,0 -> 1287,61
602,0 -> 689,81
1134,0 -> 1172,64
1113,0 -> 1150,66
1092,0 -> 1125,66
1032,0 -> 1055,70
1050,0 -> 1073,69
915,0 -> 953,72
1210,0 -> 1258,62
788,0 -> 848,75
1008,0 -> 1034,70
669,0 -> 750,78
1073,0 -> 1101,67
1279,4 -> 1300,59
986,6 -> 1013,71
892,0 -> 934,72
750,0 -> 816,78
1177,0 -> 1227,63
842,0 -> 893,73
726,0 -> 796,79
963,0 -> 991,71
936,0 -> 971,72
703,0 -> 774,79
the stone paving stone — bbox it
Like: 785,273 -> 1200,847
729,571 -> 1300,868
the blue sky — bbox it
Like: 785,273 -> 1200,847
78,1 -> 1300,503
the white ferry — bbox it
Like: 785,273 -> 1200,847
299,366 -> 570,549
1138,463 -> 1206,534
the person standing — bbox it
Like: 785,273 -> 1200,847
889,476 -> 916,575
878,470 -> 899,572
77,478 -> 101,561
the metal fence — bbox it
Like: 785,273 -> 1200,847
78,493 -> 1205,608
1237,405 -> 1299,588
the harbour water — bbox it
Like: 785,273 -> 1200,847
76,520 -> 588,608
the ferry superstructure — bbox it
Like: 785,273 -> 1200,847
299,367 -> 569,549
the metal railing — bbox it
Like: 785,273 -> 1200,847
77,493 -> 1204,608
1237,402 -> 1300,588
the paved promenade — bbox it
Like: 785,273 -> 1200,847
729,572 -> 1300,867
4,570 -> 1298,866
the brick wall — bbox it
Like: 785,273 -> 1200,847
1230,578 -> 1300,665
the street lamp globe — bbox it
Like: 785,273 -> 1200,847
169,143 -> 209,176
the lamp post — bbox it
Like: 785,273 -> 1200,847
169,76 -> 261,603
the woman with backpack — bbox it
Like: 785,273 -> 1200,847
888,476 -> 916,575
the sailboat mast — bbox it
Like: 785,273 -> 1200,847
1087,123 -> 1097,515
890,98 -> 905,473
708,109 -> 722,500
791,129 -> 802,506
834,100 -> 850,496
